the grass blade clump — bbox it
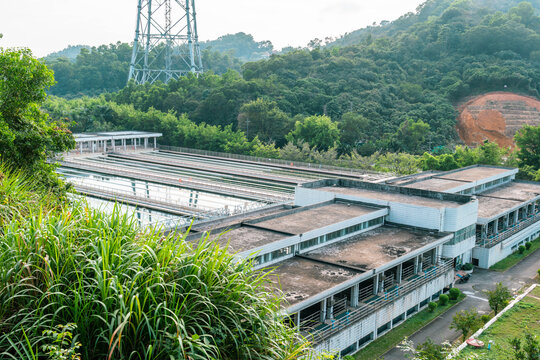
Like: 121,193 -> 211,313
0,169 -> 314,359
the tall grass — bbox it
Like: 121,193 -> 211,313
0,169 -> 315,359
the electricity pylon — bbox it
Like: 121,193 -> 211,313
128,0 -> 203,85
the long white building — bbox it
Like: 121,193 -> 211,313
182,165 -> 539,357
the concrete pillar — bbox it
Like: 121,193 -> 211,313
320,298 -> 327,322
79,142 -> 83,154
296,312 -> 301,329
134,138 -> 137,150
415,255 -> 423,273
154,137 -> 157,148
112,139 -> 116,151
494,218 -> 500,234
144,138 -> 148,149
104,140 -> 107,153
351,284 -> 359,307
397,263 -> 403,284
92,141 -> 95,153
504,214 -> 509,229
328,296 -> 335,320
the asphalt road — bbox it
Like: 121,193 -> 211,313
382,248 -> 540,359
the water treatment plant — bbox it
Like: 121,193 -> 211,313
58,131 -> 540,357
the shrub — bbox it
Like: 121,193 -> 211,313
0,199 -> 312,359
462,263 -> 473,271
449,288 -> 461,300
519,245 -> 526,254
525,241 -> 532,250
481,314 -> 491,324
439,294 -> 449,306
537,269 -> 540,277
428,302 -> 438,312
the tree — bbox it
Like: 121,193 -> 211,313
485,282 -> 512,314
515,125 -> 540,170
450,308 -> 482,339
237,98 -> 291,145
477,140 -> 505,165
395,119 -> 430,154
0,48 -> 74,187
338,112 -> 369,154
286,115 -> 340,151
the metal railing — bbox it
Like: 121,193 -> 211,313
73,183 -> 268,220
303,259 -> 454,344
358,284 -> 374,302
59,159 -> 293,203
402,265 -> 415,279
477,212 -> 540,247
123,151 -> 306,184
159,145 -> 387,178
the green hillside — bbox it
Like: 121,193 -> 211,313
42,0 -> 540,172
329,0 -> 540,47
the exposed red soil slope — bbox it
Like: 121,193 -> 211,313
457,92 -> 540,148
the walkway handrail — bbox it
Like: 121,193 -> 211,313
60,159 -> 293,203
478,213 -> 540,247
304,259 -> 454,344
159,145 -> 386,178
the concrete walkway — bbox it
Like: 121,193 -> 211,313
383,248 -> 540,359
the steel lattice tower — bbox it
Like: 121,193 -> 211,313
128,0 -> 203,85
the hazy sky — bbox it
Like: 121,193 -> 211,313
0,0 -> 425,57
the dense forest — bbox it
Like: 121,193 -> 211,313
43,32 -> 272,97
40,0 -> 540,179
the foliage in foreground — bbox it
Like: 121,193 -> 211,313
0,47 -> 74,190
0,170 -> 313,359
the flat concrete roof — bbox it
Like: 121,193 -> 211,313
477,181 -> 540,219
206,226 -> 287,253
266,257 -> 361,307
304,226 -> 446,271
477,196 -> 521,219
403,178 -> 466,192
436,167 -> 511,182
318,187 -> 461,208
479,181 -> 540,202
73,131 -> 163,142
252,202 -> 379,234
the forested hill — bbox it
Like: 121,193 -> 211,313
329,0 -> 540,47
44,33 -> 272,97
46,0 -> 540,156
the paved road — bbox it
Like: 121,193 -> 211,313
383,248 -> 540,359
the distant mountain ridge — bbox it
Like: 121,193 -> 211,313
42,45 -> 90,62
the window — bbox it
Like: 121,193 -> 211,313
392,314 -> 404,326
377,321 -> 391,335
358,333 -> 373,348
448,224 -> 475,245
270,246 -> 293,260
300,237 -> 318,250
368,217 -> 383,227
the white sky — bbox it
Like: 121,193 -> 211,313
0,0 -> 425,57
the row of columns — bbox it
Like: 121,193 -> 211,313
297,250 -> 437,327
77,137 -> 159,154
481,201 -> 539,238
